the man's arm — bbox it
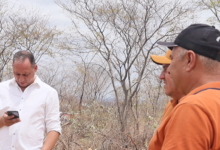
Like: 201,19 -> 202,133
43,89 -> 61,150
0,112 -> 20,128
41,131 -> 60,150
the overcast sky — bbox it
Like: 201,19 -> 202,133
7,0 -> 217,30
8,0 -> 71,29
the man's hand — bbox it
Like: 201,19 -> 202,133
0,112 -> 20,128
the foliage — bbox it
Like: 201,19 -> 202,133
55,100 -> 164,150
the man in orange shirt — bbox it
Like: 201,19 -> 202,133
149,24 -> 220,150
151,50 -> 184,122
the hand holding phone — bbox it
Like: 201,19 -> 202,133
7,111 -> 19,119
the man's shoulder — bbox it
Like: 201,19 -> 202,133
0,79 -> 13,87
40,81 -> 56,91
186,88 -> 220,100
178,88 -> 220,111
37,79 -> 57,94
183,82 -> 220,102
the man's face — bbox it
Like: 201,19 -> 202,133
13,58 -> 37,90
160,64 -> 171,96
159,64 -> 182,100
167,47 -> 186,94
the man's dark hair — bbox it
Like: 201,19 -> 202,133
13,51 -> 36,67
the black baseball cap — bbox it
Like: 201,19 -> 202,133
157,24 -> 220,62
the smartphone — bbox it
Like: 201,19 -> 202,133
7,111 -> 19,119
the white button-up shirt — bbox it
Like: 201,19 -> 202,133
0,76 -> 61,150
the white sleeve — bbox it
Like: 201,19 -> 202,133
45,89 -> 61,134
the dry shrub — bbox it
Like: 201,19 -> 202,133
54,100 -> 164,150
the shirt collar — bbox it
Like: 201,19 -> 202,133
188,82 -> 220,95
9,75 -> 42,88
179,81 -> 220,102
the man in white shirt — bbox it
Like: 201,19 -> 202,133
0,51 -> 61,150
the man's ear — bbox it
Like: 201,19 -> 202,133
34,64 -> 38,72
185,50 -> 196,72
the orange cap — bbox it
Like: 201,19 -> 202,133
150,50 -> 172,65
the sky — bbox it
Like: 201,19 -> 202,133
7,0 -> 217,29
8,0 -> 72,29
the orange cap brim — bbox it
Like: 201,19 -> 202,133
150,50 -> 172,65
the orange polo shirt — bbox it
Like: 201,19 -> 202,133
149,82 -> 220,150
161,99 -> 178,122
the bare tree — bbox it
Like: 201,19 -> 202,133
0,1 -> 60,81
11,8 -> 59,62
195,0 -> 220,26
71,52 -> 112,113
56,0 -> 195,133
0,1 -> 18,81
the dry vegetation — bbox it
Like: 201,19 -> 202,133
1,0 -> 219,149
55,98 -> 168,150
